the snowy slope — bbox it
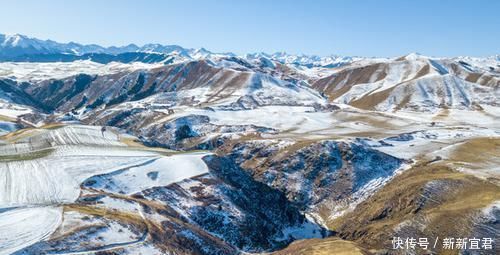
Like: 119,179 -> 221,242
0,33 -> 499,255
0,33 -> 360,70
0,61 -> 163,82
84,152 -> 210,194
314,53 -> 500,113
0,125 -> 212,254
0,207 -> 62,255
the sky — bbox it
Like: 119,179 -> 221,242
0,0 -> 499,57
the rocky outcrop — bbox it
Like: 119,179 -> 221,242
138,154 -> 326,253
216,140 -> 403,213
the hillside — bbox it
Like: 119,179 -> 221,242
0,34 -> 498,255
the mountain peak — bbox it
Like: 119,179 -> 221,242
2,33 -> 28,47
0,33 -> 363,67
403,52 -> 426,60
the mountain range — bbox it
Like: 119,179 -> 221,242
0,33 -> 499,255
0,33 -> 362,67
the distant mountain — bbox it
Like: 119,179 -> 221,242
0,33 -> 141,56
0,33 -> 498,119
312,53 -> 500,112
0,34 -> 180,64
0,33 -> 499,255
0,33 -> 359,67
245,52 -> 361,68
1,51 -> 175,64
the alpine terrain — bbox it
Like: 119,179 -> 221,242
0,33 -> 498,255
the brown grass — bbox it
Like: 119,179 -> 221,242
445,137 -> 500,182
413,64 -> 430,79
447,137 -> 500,165
0,114 -> 16,122
120,136 -> 148,148
40,122 -> 67,130
0,148 -> 54,162
349,86 -> 396,110
334,112 -> 400,130
327,161 -> 500,253
0,123 -> 65,142
312,63 -> 387,102
205,71 -> 251,103
465,73 -> 482,83
64,204 -> 146,227
0,127 -> 37,142
273,238 -> 371,255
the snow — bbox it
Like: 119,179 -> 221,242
0,206 -> 62,255
0,33 -> 499,253
96,196 -> 140,214
375,127 -> 498,160
93,221 -> 140,245
117,243 -> 164,255
176,106 -> 334,134
336,82 -> 380,104
40,209 -> 148,254
445,108 -> 500,127
0,125 -> 213,254
0,61 -> 163,82
328,53 -> 499,114
453,55 -> 500,72
24,125 -> 124,147
1,34 -> 31,48
291,65 -> 339,79
481,201 -> 500,220
0,149 -> 158,207
243,73 -> 326,106
114,68 -> 327,114
332,58 -> 431,105
85,152 -> 211,194
329,163 -> 411,220
0,121 -> 17,135
0,108 -> 31,119
275,219 -> 323,241
245,52 -> 363,68
375,74 -> 494,112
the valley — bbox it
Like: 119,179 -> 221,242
0,33 -> 498,254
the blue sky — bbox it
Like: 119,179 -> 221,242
1,0 -> 498,57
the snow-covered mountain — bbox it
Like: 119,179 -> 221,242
0,33 -> 122,56
0,35 -> 497,148
245,52 -> 362,68
313,53 -> 499,112
0,33 -> 360,68
0,33 -> 499,255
